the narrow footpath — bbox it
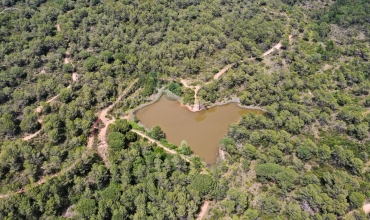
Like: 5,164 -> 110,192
96,79 -> 138,166
196,201 -> 210,220
131,129 -> 191,163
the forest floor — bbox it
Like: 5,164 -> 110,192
196,200 -> 210,220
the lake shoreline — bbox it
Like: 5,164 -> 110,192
128,88 -> 265,115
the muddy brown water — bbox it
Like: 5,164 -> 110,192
136,96 -> 263,164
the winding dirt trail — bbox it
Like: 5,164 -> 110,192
180,79 -> 201,112
23,24 -> 73,141
197,200 -> 210,220
131,129 -> 191,163
214,64 -> 233,80
263,41 -> 282,56
180,35 -> 289,112
23,130 -> 42,141
96,79 -> 138,166
0,7 -> 18,14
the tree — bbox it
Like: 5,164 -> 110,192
101,51 -> 113,63
20,113 -> 40,133
259,196 -> 281,215
349,192 -> 365,209
59,88 -> 73,103
84,57 -> 99,71
255,163 -> 283,181
62,63 -> 73,73
190,174 -> 215,197
107,132 -> 126,150
109,119 -> 131,134
0,113 -> 16,135
151,126 -> 165,140
75,198 -> 96,218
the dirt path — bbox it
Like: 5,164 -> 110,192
218,148 -> 226,160
87,135 -> 95,149
23,130 -> 42,141
96,79 -> 138,166
213,64 -> 233,80
0,7 -> 18,14
263,42 -> 282,56
196,200 -> 210,220
64,51 -> 70,64
363,204 -> 370,214
181,79 -> 201,112
72,72 -> 78,82
56,24 -> 61,32
131,129 -> 191,163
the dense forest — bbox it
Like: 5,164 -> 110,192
0,0 -> 370,219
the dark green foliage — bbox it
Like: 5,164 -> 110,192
255,163 -> 283,181
259,196 -> 281,215
140,72 -> 158,97
107,132 -> 126,150
0,113 -> 16,135
167,82 -> 183,96
84,57 -> 99,71
125,131 -> 137,143
349,192 -> 365,208
108,119 -> 131,134
62,63 -> 73,73
75,199 -> 96,218
190,174 -> 215,197
20,113 -> 40,133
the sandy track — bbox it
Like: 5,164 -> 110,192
96,79 -> 138,166
263,42 -> 282,56
363,204 -> 370,214
196,200 -> 210,220
23,130 -> 42,141
214,64 -> 233,80
64,51 -> 70,64
180,79 -> 201,112
72,72 -> 78,82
